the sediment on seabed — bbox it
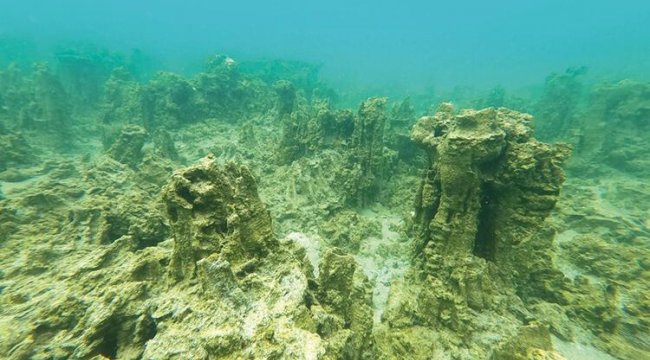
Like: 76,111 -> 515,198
0,54 -> 648,360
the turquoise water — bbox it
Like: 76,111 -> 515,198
3,1 -> 650,91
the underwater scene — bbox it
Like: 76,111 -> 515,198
0,1 -> 649,359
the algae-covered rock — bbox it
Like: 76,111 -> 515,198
277,94 -> 356,164
189,55 -> 276,122
276,83 -> 333,164
317,248 -> 374,359
98,55 -> 274,130
386,98 -> 421,164
273,95 -> 388,209
558,234 -> 650,358
0,202 -> 17,241
274,79 -> 297,116
534,66 -> 586,142
54,47 -> 130,109
0,131 -> 37,172
411,103 -> 570,269
530,302 -> 575,341
275,86 -> 348,151
374,104 -> 571,359
1,153 -> 378,359
240,58 -> 327,99
0,62 -> 72,144
99,67 -> 144,125
162,154 -> 275,280
152,129 -> 179,161
3,47 -> 648,360
154,156 -> 374,358
339,97 -> 388,207
23,62 -> 72,133
107,124 -> 147,168
491,323 -> 567,360
576,79 -> 650,176
320,209 -> 382,252
142,72 -> 198,127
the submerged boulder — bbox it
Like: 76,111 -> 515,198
0,131 -> 37,172
162,154 -> 275,280
375,104 -> 571,359
1,154 -> 376,359
338,97 -> 389,207
107,124 -> 147,168
411,103 -> 570,268
157,155 -> 374,358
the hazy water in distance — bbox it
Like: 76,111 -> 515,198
1,0 -> 649,92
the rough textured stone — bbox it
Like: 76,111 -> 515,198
374,104 -> 572,359
153,129 -> 179,160
339,97 -> 388,207
107,124 -> 147,168
0,132 -> 37,172
411,103 -> 570,270
162,154 -> 275,280
317,248 -> 374,359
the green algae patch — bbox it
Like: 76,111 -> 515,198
0,50 -> 648,360
373,104 -> 572,359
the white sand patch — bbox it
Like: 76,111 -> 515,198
356,206 -> 409,324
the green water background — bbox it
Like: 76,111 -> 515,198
2,0 -> 649,95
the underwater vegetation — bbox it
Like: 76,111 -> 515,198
0,47 -> 648,360
534,66 -> 588,142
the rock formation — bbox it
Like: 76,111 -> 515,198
0,132 -> 36,172
153,129 -> 179,161
576,79 -> 650,176
411,103 -> 570,269
162,155 -> 275,280
339,97 -> 388,207
107,124 -> 147,168
0,154 -> 376,359
374,104 -> 572,359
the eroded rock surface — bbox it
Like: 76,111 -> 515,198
2,51 -> 646,360
342,97 -> 388,207
107,124 -> 147,168
162,155 -> 275,280
373,104 -> 571,359
0,154 -> 378,359
411,103 -> 570,265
